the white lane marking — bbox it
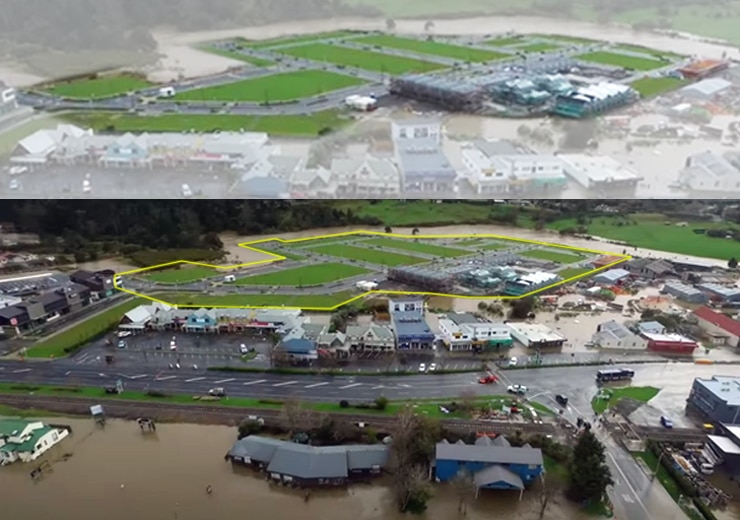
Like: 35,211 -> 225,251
243,379 -> 266,385
12,368 -> 31,374
65,370 -> 72,376
305,382 -> 329,388
622,493 -> 635,504
397,384 -> 411,388
130,375 -> 148,380
607,452 -> 649,518
214,378 -> 235,384
339,383 -> 362,389
157,375 -> 176,381
371,385 -> 385,390
186,377 -> 206,382
273,381 -> 297,387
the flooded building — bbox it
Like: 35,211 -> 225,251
389,298 -> 434,350
687,376 -> 740,425
557,154 -> 642,198
0,419 -> 70,465
437,315 -> 513,351
508,322 -> 566,348
661,281 -> 708,304
692,306 -> 740,348
592,320 -> 648,350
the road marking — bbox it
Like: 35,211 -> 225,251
305,382 -> 329,388
398,384 -> 411,388
186,377 -> 206,382
622,493 -> 635,504
273,381 -> 297,387
371,385 -> 385,390
12,368 -> 31,374
157,375 -> 176,381
339,383 -> 362,389
214,378 -> 235,384
65,370 -> 71,376
607,451 -> 649,518
243,379 -> 266,385
130,375 -> 148,380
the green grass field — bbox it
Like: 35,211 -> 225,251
614,44 -> 683,59
530,34 -> 596,44
145,266 -> 219,284
335,200 -> 509,227
250,246 -> 304,261
557,266 -> 593,279
516,42 -> 560,53
234,263 -> 369,285
195,45 -> 274,67
156,291 -> 354,309
309,243 -> 426,267
630,76 -> 686,97
173,70 -> 365,102
521,249 -> 583,264
592,386 -> 660,414
363,237 -> 470,258
276,43 -> 446,75
576,51 -> 665,71
290,236 -> 363,249
43,75 -> 152,99
484,36 -> 524,46
236,31 -> 357,49
479,242 -> 508,250
355,34 -> 509,62
455,238 -> 483,246
547,214 -> 740,260
61,110 -> 348,137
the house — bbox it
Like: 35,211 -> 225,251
641,332 -> 698,355
434,435 -> 543,499
330,157 -> 401,197
592,320 -> 648,350
437,318 -> 513,351
289,167 -> 335,198
119,302 -> 173,331
344,324 -> 396,353
661,281 -> 709,304
276,326 -> 318,361
592,268 -> 631,285
697,283 -> 740,303
0,419 -> 70,465
624,258 -> 675,280
70,270 -> 115,299
226,435 -> 389,486
388,298 -> 434,350
687,376 -> 740,425
637,321 -> 666,336
508,322 -> 566,348
693,306 -> 740,348
316,330 -> 348,356
240,173 -> 289,199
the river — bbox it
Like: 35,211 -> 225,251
0,416 -> 588,520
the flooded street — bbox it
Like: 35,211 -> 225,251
0,416 -> 589,520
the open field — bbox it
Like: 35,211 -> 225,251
61,110 -> 349,137
479,242 -> 508,251
630,76 -> 686,97
27,298 -> 145,359
173,70 -> 365,102
42,75 -> 152,99
354,34 -> 509,62
155,291 -> 354,309
308,243 -> 426,267
363,237 -> 470,258
520,248 -> 583,263
528,34 -> 596,44
195,44 -> 274,67
591,386 -> 660,414
290,236 -> 364,249
248,246 -> 304,261
235,31 -> 358,50
575,51 -> 665,71
485,36 -> 525,47
333,200 -> 514,227
613,44 -> 683,59
455,239 -> 483,246
145,266 -> 219,284
276,43 -> 446,75
546,214 -> 740,260
234,263 -> 369,285
557,266 -> 594,278
516,42 -> 560,53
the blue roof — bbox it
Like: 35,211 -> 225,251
392,310 -> 434,339
242,176 -> 288,197
279,338 -> 315,354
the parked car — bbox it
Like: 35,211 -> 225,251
239,343 -> 249,355
660,415 -> 674,429
104,386 -> 119,394
9,178 -> 20,190
555,394 -> 569,406
507,384 -> 527,394
428,363 -> 437,372
117,331 -> 132,338
181,184 -> 193,197
418,363 -> 426,373
117,340 -> 127,349
209,387 -> 226,397
508,357 -> 518,367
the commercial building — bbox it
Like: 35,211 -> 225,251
434,435 -> 543,498
697,283 -> 740,303
624,258 -> 675,280
70,269 -> 115,299
641,332 -> 698,354
707,424 -> 740,474
557,154 -> 642,197
389,298 -> 434,350
329,157 -> 402,198
692,306 -> 740,348
552,83 -> 637,119
678,59 -> 730,79
679,78 -> 733,101
591,320 -> 648,350
687,376 -> 740,425
592,268 -> 631,285
679,151 -> 740,196
0,283 -> 91,332
392,120 -> 457,195
0,419 -> 70,465
504,272 -> 560,296
661,281 -> 709,304
344,324 -> 396,353
388,265 -> 455,293
508,322 -> 566,348
437,317 -> 513,351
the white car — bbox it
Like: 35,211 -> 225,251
117,331 -> 132,338
170,340 -> 177,351
181,184 -> 193,197
82,179 -> 92,193
239,343 -> 249,355
418,363 -> 426,373
9,178 -> 20,190
428,363 -> 438,372
508,357 -> 518,367
507,384 -> 528,394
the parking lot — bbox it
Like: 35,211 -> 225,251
0,272 -> 69,295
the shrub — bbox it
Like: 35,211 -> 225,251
374,396 -> 389,411
339,400 -> 349,408
145,390 -> 169,398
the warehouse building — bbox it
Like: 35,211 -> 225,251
390,75 -> 484,112
641,332 -> 698,354
557,154 -> 642,197
687,376 -> 740,425
692,306 -> 740,348
592,320 -> 648,350
504,272 -> 560,296
679,78 -> 733,101
508,322 -> 566,348
592,268 -> 631,285
661,281 -> 709,304
697,283 -> 740,303
388,266 -> 454,293
552,82 -> 637,119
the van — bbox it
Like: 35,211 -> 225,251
181,184 -> 192,197
239,343 -> 249,355
224,275 -> 236,283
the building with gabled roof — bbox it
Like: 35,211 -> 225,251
344,323 -> 395,352
592,319 -> 647,350
693,306 -> 740,348
0,419 -> 70,465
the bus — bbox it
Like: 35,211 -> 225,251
596,368 -> 635,383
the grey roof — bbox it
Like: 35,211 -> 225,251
448,312 -> 482,325
267,444 -> 349,479
474,138 -> 524,157
228,436 -> 284,462
345,324 -> 395,340
684,151 -> 739,180
594,268 -> 631,282
391,310 -> 434,338
596,320 -> 632,340
395,138 -> 456,178
697,283 -> 740,297
241,175 -> 288,197
473,464 -> 524,490
435,442 -> 543,466
490,436 -> 511,448
344,445 -> 389,470
638,321 -> 665,333
300,323 -> 326,339
681,78 -> 732,97
695,376 -> 740,407
663,281 -> 705,296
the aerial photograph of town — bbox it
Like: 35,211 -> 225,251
0,199 -> 739,520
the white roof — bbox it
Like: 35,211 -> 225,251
681,78 -> 732,97
518,271 -> 559,285
707,435 -> 740,455
642,332 -> 695,344
509,322 -> 565,343
558,154 -> 642,187
17,131 -> 57,155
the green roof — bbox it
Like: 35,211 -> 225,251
11,426 -> 54,452
0,419 -> 53,454
0,419 -> 34,437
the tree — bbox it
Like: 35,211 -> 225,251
281,398 -> 308,434
729,257 -> 738,269
538,484 -> 558,519
451,469 -> 476,515
385,225 -> 393,233
509,297 -> 535,320
237,418 -> 263,439
567,430 -> 614,504
457,390 -> 478,413
412,227 -> 419,235
386,18 -> 396,31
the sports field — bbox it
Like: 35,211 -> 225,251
309,243 -> 426,266
157,291 -> 354,309
173,70 -> 365,102
530,34 -> 596,44
234,263 -> 369,285
485,36 -> 524,47
196,45 -> 274,67
516,42 -> 560,53
43,75 -> 152,99
521,249 -> 583,263
354,34 -> 509,62
575,51 -> 665,71
630,76 -> 686,97
557,266 -> 594,279
455,238 -> 483,246
146,266 -> 218,284
236,31 -> 357,50
479,242 -> 508,250
276,43 -> 446,75
363,237 -> 470,258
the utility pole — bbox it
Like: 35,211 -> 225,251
651,450 -> 665,481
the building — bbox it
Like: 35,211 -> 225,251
276,326 -> 319,361
592,268 -> 631,285
330,157 -> 401,198
387,265 -> 454,293
226,435 -> 389,487
637,321 -> 666,335
0,294 -> 22,309
679,150 -> 740,196
392,120 -> 456,195
388,298 -> 434,350
0,419 -> 70,465
624,258 -> 675,280
288,167 -> 335,198
697,283 -> 740,303
503,272 -> 559,296
592,320 -> 648,350
552,83 -> 637,120
0,283 -> 91,331
678,59 -> 730,79
344,324 -> 396,353
642,332 -> 698,354
679,78 -> 733,101
0,84 -> 18,116
592,255 -> 627,270
692,306 -> 740,348
707,424 -> 740,474
434,436 -> 543,498
70,269 -> 115,299
557,154 -> 642,197
661,281 -> 709,304
437,317 -> 513,351
508,322 -> 566,348
687,376 -> 740,425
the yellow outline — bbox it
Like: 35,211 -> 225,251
113,230 -> 631,310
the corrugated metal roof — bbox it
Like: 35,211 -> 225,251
435,442 -> 543,465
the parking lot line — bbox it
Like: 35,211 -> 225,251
304,382 -> 329,388
157,375 -> 177,381
130,375 -> 148,380
186,377 -> 206,382
214,378 -> 235,384
12,368 -> 31,374
243,379 -> 266,385
339,383 -> 362,389
273,381 -> 297,387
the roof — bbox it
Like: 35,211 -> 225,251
473,464 -> 524,490
508,322 -> 565,343
241,175 -> 288,198
391,310 -> 434,338
345,324 -> 394,340
395,139 -> 456,178
638,321 -> 665,333
123,305 -> 155,324
594,268 -> 631,282
663,281 -> 705,296
228,435 -> 284,462
435,442 -> 543,466
267,443 -> 348,479
448,312 -> 482,325
344,445 -> 389,469
697,283 -> 740,298
0,419 -> 36,436
693,306 -> 740,336
681,78 -> 732,97
693,376 -> 740,407
3,426 -> 54,453
595,320 -> 633,340
707,435 -> 740,455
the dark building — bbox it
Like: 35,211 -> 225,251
388,298 -> 435,350
687,376 -> 740,425
388,266 -> 454,293
70,270 -> 115,299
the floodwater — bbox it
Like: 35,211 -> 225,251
0,416 -> 588,520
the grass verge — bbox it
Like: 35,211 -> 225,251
42,75 -> 152,99
234,262 -> 370,286
591,386 -> 660,414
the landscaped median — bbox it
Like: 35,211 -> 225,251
591,386 -> 660,414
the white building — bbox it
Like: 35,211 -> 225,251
679,150 -> 740,195
344,324 -> 396,352
679,78 -> 732,101
437,318 -> 513,351
391,119 -> 442,143
508,322 -> 566,348
592,320 -> 648,350
0,294 -> 22,309
557,154 -> 642,196
0,419 -> 70,465
330,157 -> 401,197
345,95 -> 377,111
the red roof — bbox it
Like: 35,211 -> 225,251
693,306 -> 740,337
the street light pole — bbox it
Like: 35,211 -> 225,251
651,450 -> 665,481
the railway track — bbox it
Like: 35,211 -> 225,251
633,425 -> 707,442
0,393 -> 556,435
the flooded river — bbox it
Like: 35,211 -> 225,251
0,416 -> 589,520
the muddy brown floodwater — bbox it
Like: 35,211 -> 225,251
0,416 -> 588,520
